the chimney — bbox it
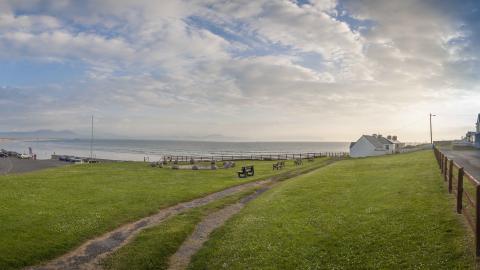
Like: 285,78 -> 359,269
378,134 -> 382,138
387,135 -> 392,140
392,135 -> 397,141
372,134 -> 377,137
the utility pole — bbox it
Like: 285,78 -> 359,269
429,113 -> 436,146
90,115 -> 94,159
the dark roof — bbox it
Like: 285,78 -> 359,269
363,135 -> 393,149
376,136 -> 393,145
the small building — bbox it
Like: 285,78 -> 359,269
463,114 -> 480,148
386,135 -> 405,151
350,134 -> 403,158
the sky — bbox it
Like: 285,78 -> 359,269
0,0 -> 480,142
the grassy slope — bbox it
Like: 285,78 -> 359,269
101,158 -> 333,270
190,151 -> 475,269
101,188 -> 259,270
0,158 -> 326,270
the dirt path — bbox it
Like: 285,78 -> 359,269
26,180 -> 271,270
26,161 -> 334,270
167,161 -> 340,269
168,187 -> 270,270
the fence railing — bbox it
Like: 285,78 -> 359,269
160,152 -> 349,162
51,151 -> 349,163
433,146 -> 480,256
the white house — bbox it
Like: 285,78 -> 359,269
350,134 -> 403,158
463,114 -> 480,148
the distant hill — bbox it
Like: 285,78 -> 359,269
0,129 -> 77,139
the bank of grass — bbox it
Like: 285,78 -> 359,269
100,158 -> 335,270
101,187 -> 259,270
0,158 -> 327,270
190,151 -> 475,269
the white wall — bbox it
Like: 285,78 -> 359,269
350,136 -> 391,157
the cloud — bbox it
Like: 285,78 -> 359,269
0,0 -> 480,141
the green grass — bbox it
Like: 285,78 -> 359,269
101,157 -> 333,270
190,151 -> 475,269
0,158 -> 327,270
101,187 -> 259,270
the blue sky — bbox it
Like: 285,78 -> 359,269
1,0 -> 480,141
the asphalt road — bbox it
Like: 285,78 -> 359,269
0,157 -> 66,175
442,149 -> 480,180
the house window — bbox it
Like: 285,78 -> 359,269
385,145 -> 389,150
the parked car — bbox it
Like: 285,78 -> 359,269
71,157 -> 83,164
19,153 -> 31,159
65,156 -> 76,162
0,152 -> 7,158
7,151 -> 19,157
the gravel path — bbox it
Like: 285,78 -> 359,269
168,187 -> 270,270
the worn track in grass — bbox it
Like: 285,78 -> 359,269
26,160 -> 335,270
168,161 -> 340,269
167,187 -> 270,270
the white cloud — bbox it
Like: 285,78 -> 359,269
0,0 -> 479,141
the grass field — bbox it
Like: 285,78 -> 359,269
190,151 -> 475,269
101,187 -> 259,270
100,159 -> 334,270
0,158 -> 327,270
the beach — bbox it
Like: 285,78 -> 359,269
0,139 -> 351,161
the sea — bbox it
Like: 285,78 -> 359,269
0,139 -> 350,161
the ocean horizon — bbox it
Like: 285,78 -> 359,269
0,139 -> 351,161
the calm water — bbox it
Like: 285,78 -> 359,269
0,139 -> 350,161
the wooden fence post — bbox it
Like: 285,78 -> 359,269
440,153 -> 444,174
439,152 -> 442,171
448,160 -> 453,193
441,154 -> 445,175
443,155 -> 447,175
444,156 -> 448,182
439,151 -> 442,166
457,167 -> 464,214
476,185 -> 480,256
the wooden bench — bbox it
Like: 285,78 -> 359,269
272,161 -> 285,170
238,165 -> 254,178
